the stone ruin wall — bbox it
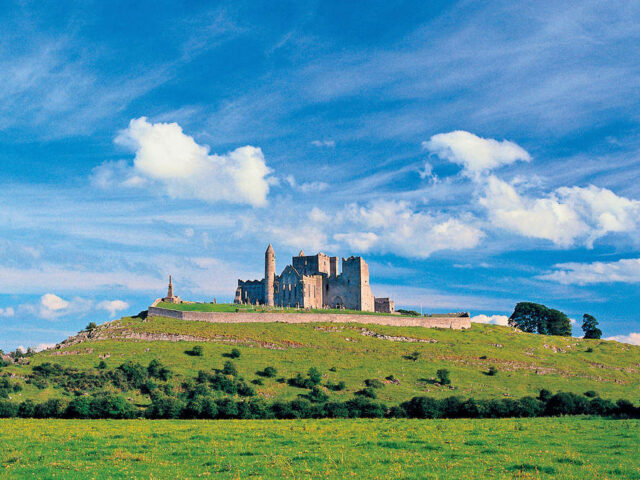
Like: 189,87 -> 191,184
147,305 -> 471,329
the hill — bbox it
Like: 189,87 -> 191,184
2,312 -> 638,408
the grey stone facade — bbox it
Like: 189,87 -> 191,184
235,245 -> 391,312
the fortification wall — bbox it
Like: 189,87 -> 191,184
147,306 -> 471,329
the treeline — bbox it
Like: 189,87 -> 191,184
0,390 -> 637,420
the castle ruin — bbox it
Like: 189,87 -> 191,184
234,244 -> 394,313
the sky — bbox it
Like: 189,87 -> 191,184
1,0 -> 640,351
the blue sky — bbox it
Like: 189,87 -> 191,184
1,0 -> 640,351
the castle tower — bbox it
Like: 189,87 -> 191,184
167,275 -> 174,298
264,244 -> 275,306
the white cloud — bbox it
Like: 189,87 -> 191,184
284,175 -> 329,193
423,131 -> 531,176
335,200 -> 484,258
480,176 -> 640,247
39,293 -> 69,318
470,314 -> 509,326
34,343 -> 56,352
605,333 -> 640,346
0,307 -> 15,317
311,140 -> 335,147
98,117 -> 273,207
98,299 -> 130,317
539,257 -> 640,285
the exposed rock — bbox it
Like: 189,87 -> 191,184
359,328 -> 437,343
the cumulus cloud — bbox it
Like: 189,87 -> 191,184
98,299 -> 130,317
470,314 -> 509,326
605,332 -> 640,346
539,257 -> 640,285
94,117 -> 273,206
284,175 -> 329,193
423,130 -> 531,176
39,293 -> 70,319
334,200 -> 485,258
0,307 -> 15,317
480,176 -> 640,247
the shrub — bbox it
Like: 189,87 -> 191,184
345,396 -> 386,418
400,396 -> 441,419
436,368 -> 451,385
323,401 -> 351,418
90,395 -> 137,419
146,394 -> 184,419
588,397 -> 615,416
65,397 -> 93,418
222,361 -> 238,377
34,399 -> 66,418
251,378 -> 264,385
288,368 -> 322,389
147,360 -> 172,381
186,346 -> 204,357
586,347 -> 594,353
538,389 -> 552,402
403,351 -> 421,361
97,360 -> 108,370
85,322 -> 98,332
216,398 -> 239,419
364,379 -> 384,389
237,383 -> 256,397
326,381 -> 346,391
300,386 -> 329,403
18,400 -> 36,418
487,366 -> 498,376
354,387 -> 377,399
0,400 -> 18,418
583,390 -> 598,398
257,366 -> 278,378
114,361 -> 147,390
227,348 -> 241,359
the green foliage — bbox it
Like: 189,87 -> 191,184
582,314 -> 602,339
85,322 -> 98,332
96,360 -> 107,370
185,345 -> 204,357
288,367 -> 323,389
222,361 -> 238,377
487,366 -> 498,376
226,348 -> 241,359
509,302 -> 572,336
396,309 -> 421,316
147,359 -> 172,381
326,381 -> 346,391
436,368 -> 451,385
364,379 -> 384,389
354,387 -> 377,399
256,366 -> 277,378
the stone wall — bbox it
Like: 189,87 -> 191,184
147,306 -> 471,329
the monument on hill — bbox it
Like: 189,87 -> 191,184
234,244 -> 395,313
162,275 -> 182,304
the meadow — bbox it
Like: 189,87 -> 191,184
0,417 -> 637,479
6,316 -> 638,406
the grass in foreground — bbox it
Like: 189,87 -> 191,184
0,417 -> 638,479
157,301 -> 419,316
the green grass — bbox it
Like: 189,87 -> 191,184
157,301 -> 417,315
4,316 -> 639,405
0,417 -> 637,479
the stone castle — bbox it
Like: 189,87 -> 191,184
234,244 -> 395,313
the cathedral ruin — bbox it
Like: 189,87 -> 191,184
234,244 -> 395,313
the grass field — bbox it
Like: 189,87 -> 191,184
156,301 -> 406,315
0,417 -> 637,479
4,317 -> 639,405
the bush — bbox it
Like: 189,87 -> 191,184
326,381 -> 346,391
354,387 -> 377,399
66,397 -> 93,418
583,390 -> 598,398
97,360 -> 108,370
216,398 -> 239,419
90,395 -> 137,419
288,368 -> 323,389
227,348 -> 241,359
18,400 -> 36,418
85,322 -> 98,332
257,366 -> 277,378
186,346 -> 204,357
436,369 -> 451,385
538,389 -> 552,402
487,366 -> 498,376
400,396 -> 441,419
251,378 -> 264,385
364,379 -> 384,389
299,386 -> 329,403
222,361 -> 238,377
0,400 -> 18,418
147,360 -> 172,381
34,399 -> 66,418
146,394 -> 185,419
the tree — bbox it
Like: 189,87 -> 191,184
436,369 -> 451,385
85,322 -> 98,332
222,361 -> 238,376
582,314 -> 602,339
228,348 -> 241,359
509,302 -> 571,336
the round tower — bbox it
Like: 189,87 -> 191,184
264,243 -> 275,306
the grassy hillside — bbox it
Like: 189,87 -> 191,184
1,417 -> 638,479
2,314 -> 639,406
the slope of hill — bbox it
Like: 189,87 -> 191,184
2,313 -> 638,407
